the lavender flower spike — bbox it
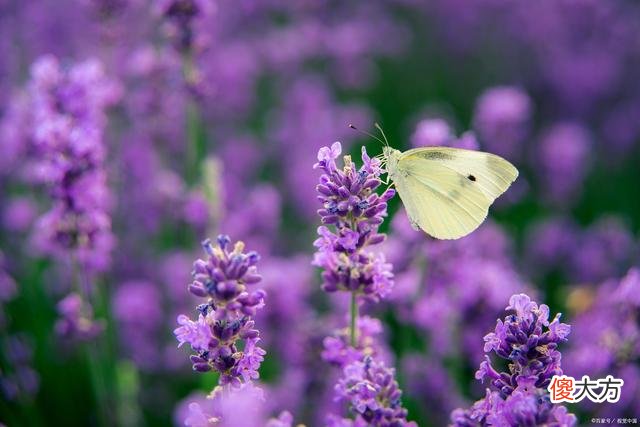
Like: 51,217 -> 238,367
333,356 -> 418,427
189,236 -> 264,319
156,0 -> 214,54
315,142 -> 414,426
451,293 -> 576,427
313,141 -> 395,301
29,55 -> 119,274
174,235 -> 266,388
478,293 -> 570,395
55,293 -> 104,341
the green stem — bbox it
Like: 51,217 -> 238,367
72,258 -> 110,427
347,213 -> 360,348
186,99 -> 201,185
182,49 -> 204,186
115,361 -> 142,427
350,291 -> 358,347
86,345 -> 109,427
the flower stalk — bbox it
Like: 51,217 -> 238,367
314,141 -> 416,426
350,291 -> 358,347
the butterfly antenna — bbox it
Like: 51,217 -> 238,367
374,122 -> 390,147
349,124 -> 386,146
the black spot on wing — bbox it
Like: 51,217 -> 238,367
468,174 -> 476,182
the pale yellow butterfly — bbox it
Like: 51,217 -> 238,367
352,124 -> 519,240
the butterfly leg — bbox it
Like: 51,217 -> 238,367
379,172 -> 391,186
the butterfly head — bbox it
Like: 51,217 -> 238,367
382,146 -> 395,159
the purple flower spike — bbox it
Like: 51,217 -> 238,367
27,55 -> 119,274
481,293 -> 569,394
451,293 -> 576,427
315,142 -> 414,426
189,235 -> 264,318
174,235 -> 266,390
473,86 -> 532,159
55,293 -> 104,341
333,356 -> 418,427
156,0 -> 215,54
313,142 -> 395,302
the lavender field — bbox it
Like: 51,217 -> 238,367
1,1 -> 639,426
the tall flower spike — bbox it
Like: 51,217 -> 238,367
313,141 -> 395,301
451,293 -> 576,427
175,235 -> 266,388
28,55 -> 119,274
156,0 -> 214,54
478,293 -> 570,395
334,357 -> 417,427
315,142 -> 414,426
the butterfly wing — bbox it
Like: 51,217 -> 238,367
401,146 -> 519,202
393,147 -> 518,239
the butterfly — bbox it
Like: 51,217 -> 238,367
352,124 -> 519,240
